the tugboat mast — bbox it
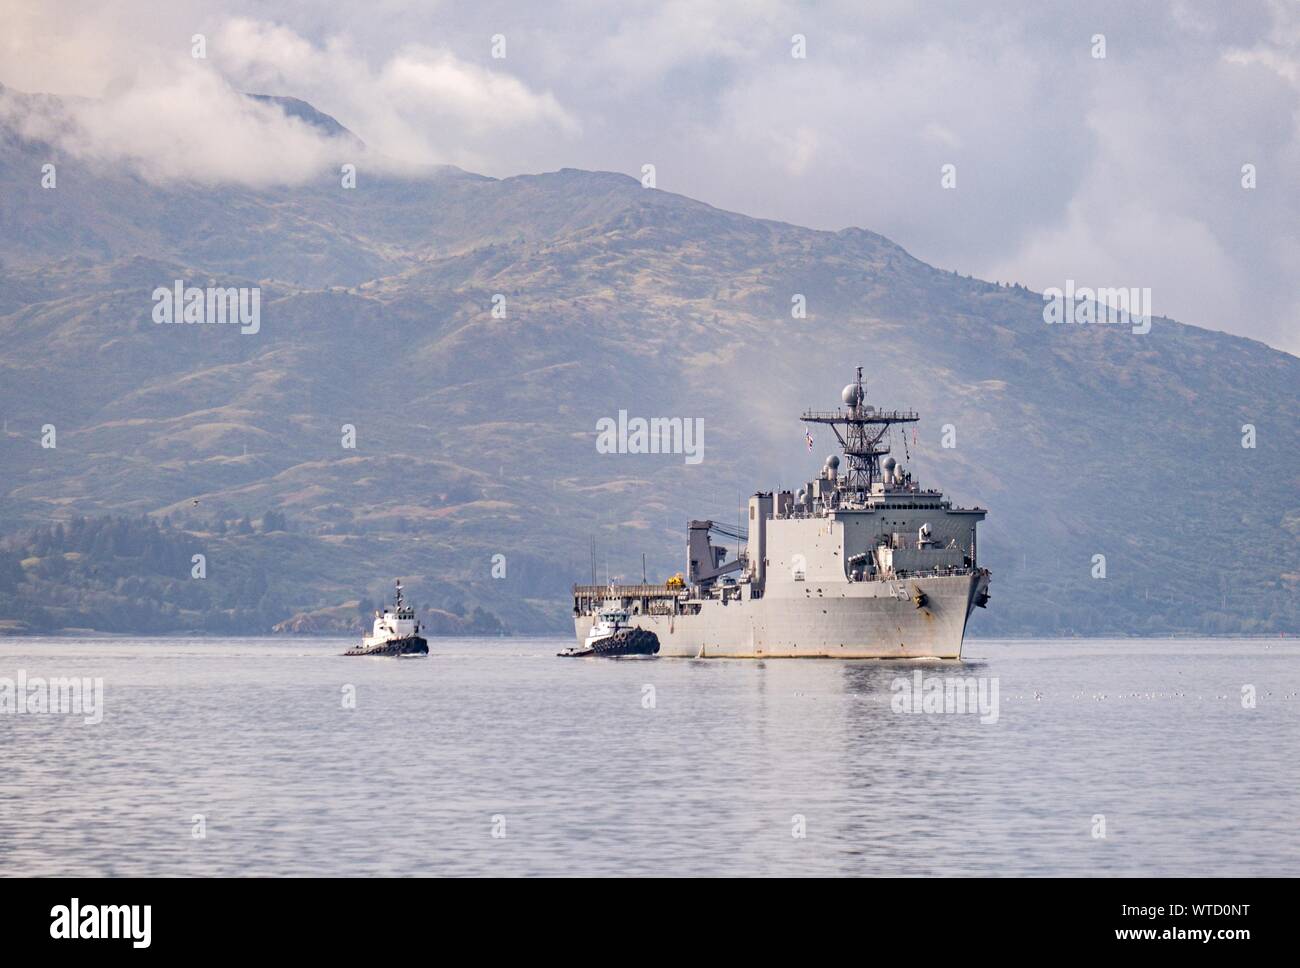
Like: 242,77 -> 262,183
800,365 -> 919,491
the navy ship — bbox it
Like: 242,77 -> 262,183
572,368 -> 990,658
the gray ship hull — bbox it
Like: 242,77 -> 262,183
574,572 -> 983,659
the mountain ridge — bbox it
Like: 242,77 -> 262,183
0,89 -> 1295,637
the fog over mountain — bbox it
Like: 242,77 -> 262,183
0,79 -> 1296,637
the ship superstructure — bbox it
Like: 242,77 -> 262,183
572,368 -> 990,658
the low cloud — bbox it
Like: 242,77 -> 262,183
1,65 -> 346,186
215,17 -> 579,164
0,7 -> 580,185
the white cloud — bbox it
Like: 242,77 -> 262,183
0,7 -> 580,183
0,56 -> 345,186
377,48 -> 578,134
214,18 -> 578,147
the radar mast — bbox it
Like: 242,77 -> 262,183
800,365 -> 919,490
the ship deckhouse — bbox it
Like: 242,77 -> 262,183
365,580 -> 421,647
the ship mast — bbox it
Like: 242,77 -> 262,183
800,366 -> 919,490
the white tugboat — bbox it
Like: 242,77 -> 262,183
557,604 -> 659,657
344,580 -> 429,656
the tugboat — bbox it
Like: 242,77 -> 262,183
344,580 -> 429,657
557,606 -> 659,658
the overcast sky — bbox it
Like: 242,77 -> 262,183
4,0 -> 1297,352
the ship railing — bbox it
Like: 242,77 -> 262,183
572,583 -> 679,599
873,565 -> 977,581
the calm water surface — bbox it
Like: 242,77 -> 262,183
1,637 -> 1296,876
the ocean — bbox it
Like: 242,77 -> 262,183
2,637 -> 1296,876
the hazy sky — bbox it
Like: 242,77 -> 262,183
3,0 -> 1297,352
